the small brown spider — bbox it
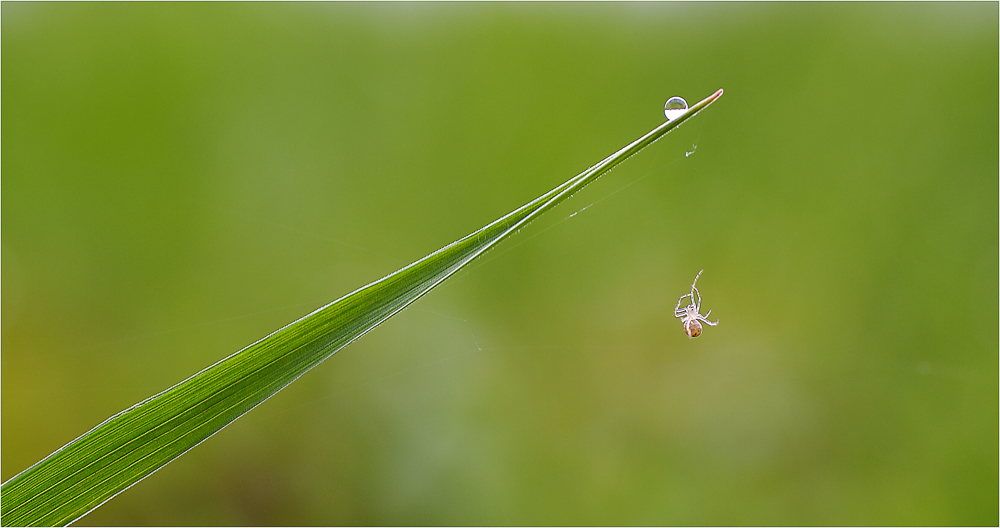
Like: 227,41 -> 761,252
674,269 -> 719,338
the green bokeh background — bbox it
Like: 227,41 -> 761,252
3,3 -> 996,525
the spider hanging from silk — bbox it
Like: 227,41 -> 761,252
674,269 -> 719,338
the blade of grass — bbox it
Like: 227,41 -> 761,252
1,89 -> 723,526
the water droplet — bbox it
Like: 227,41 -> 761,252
663,96 -> 688,121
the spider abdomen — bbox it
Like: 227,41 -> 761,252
684,319 -> 703,338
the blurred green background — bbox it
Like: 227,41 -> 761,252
3,3 -> 996,525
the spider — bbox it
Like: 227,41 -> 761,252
674,269 -> 719,338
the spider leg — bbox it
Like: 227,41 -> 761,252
697,313 -> 719,326
690,270 -> 706,309
675,299 -> 692,318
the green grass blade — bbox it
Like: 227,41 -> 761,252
1,89 -> 722,527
